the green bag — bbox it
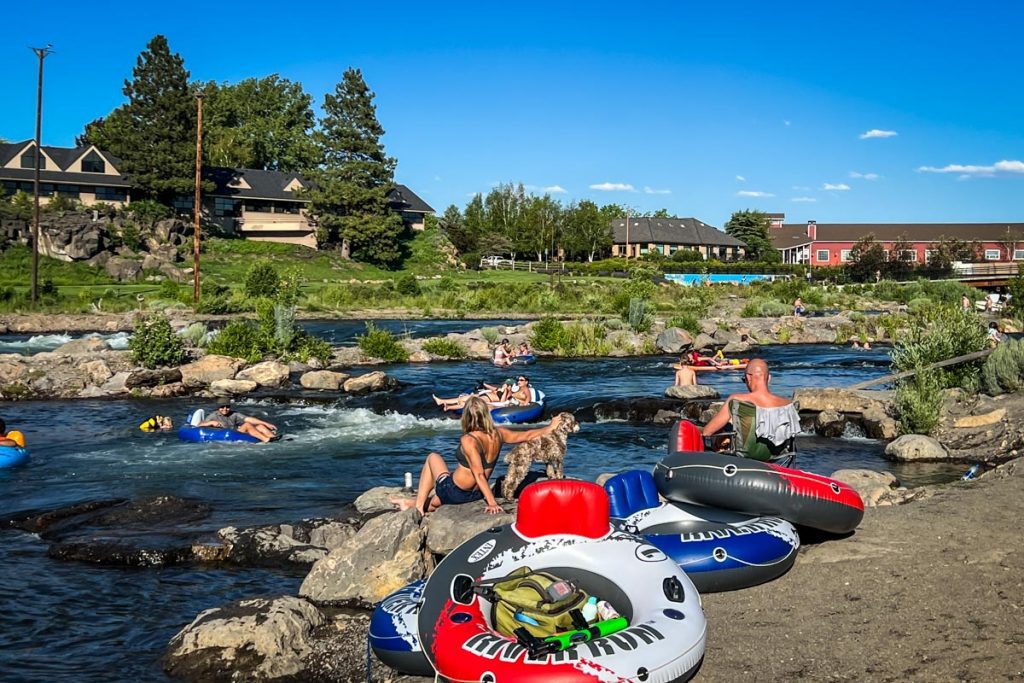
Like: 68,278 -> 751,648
475,566 -> 589,638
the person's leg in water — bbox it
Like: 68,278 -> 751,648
237,423 -> 273,443
390,452 -> 447,513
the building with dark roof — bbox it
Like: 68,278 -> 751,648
769,216 -> 1024,266
610,216 -> 746,260
0,140 -> 434,250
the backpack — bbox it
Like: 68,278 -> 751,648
474,566 -> 589,638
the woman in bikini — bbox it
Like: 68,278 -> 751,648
433,380 -> 514,411
391,396 -> 563,515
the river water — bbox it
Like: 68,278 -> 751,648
0,331 -> 964,681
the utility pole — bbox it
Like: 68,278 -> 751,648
29,44 -> 53,304
193,92 -> 203,303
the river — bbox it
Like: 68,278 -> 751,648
0,336 -> 964,681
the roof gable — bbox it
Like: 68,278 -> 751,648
611,216 -> 745,247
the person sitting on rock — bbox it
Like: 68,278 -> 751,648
390,396 -> 563,515
701,358 -> 799,450
198,403 -> 278,443
671,355 -> 698,386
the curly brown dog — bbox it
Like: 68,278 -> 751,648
500,412 -> 580,499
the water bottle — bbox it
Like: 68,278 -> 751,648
581,596 -> 598,623
962,464 -> 981,481
403,472 -> 414,493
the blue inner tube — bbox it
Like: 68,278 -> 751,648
177,426 -> 261,443
489,402 -> 544,424
606,470 -> 799,592
511,354 -> 536,364
368,579 -> 433,676
0,445 -> 30,469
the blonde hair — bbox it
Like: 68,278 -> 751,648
461,396 -> 496,436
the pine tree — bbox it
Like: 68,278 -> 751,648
86,36 -> 197,203
307,68 -> 403,265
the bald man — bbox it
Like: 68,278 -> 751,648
702,359 -> 793,438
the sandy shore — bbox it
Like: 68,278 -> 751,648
697,460 -> 1023,681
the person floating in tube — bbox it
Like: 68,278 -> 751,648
197,403 -> 279,443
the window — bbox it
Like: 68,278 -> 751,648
840,249 -> 852,262
924,250 -> 937,262
985,249 -> 1000,261
213,197 -> 239,217
1014,249 -> 1024,261
95,186 -> 127,202
56,184 -> 79,198
173,195 -> 194,211
81,151 -> 106,174
639,246 -> 649,255
816,249 -> 830,262
899,250 -> 917,262
2,180 -> 35,196
20,151 -> 46,169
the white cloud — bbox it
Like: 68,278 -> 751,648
544,185 -> 567,194
823,183 -> 851,191
736,190 -> 775,198
736,175 -> 746,182
849,171 -> 880,180
791,196 -> 817,203
589,182 -> 635,192
792,185 -> 810,191
859,129 -> 898,139
644,186 -> 672,195
917,160 -> 1024,177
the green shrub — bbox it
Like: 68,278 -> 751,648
671,249 -> 704,262
626,297 -> 653,332
357,322 -> 409,362
895,367 -> 944,434
396,273 -> 422,296
128,199 -> 173,224
665,313 -> 701,336
206,320 -> 268,363
480,326 -> 500,345
291,334 -> 333,364
158,279 -> 181,300
181,322 -> 210,347
777,325 -> 792,343
129,313 -> 186,368
891,306 -> 987,388
422,337 -> 466,358
980,338 -> 1024,395
906,297 -> 933,315
530,317 -> 565,352
740,298 -> 790,317
557,320 -> 610,357
245,262 -> 281,299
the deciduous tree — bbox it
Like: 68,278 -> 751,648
725,209 -> 778,261
564,200 -> 611,262
847,233 -> 887,282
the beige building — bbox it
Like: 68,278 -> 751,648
1,140 -> 434,250
611,216 -> 746,260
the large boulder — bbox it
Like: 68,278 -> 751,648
299,370 -> 349,391
66,229 -> 106,261
830,468 -> 907,507
210,378 -> 257,396
105,257 -> 143,283
162,596 -> 325,682
299,509 -> 425,606
884,434 -> 948,462
424,502 -> 516,555
664,384 -> 719,400
179,355 -> 245,388
343,371 -> 396,395
78,359 -> 113,386
353,486 -> 408,515
236,361 -> 290,388
159,262 -> 190,283
691,333 -> 717,352
656,328 -> 694,353
814,409 -> 846,438
793,388 -> 892,415
862,406 -> 899,440
125,367 -> 183,388
214,519 -> 358,568
53,336 -> 110,356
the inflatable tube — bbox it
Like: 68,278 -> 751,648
605,470 -> 799,592
654,420 -> 864,534
369,580 -> 434,676
418,480 -> 706,682
512,353 -> 537,365
490,401 -> 544,424
177,426 -> 261,443
0,445 -> 30,469
684,362 -> 748,373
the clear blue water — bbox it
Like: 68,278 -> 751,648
0,339 -> 964,681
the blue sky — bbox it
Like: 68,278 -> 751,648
3,1 -> 1022,227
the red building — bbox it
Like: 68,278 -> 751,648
769,218 -> 1024,266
